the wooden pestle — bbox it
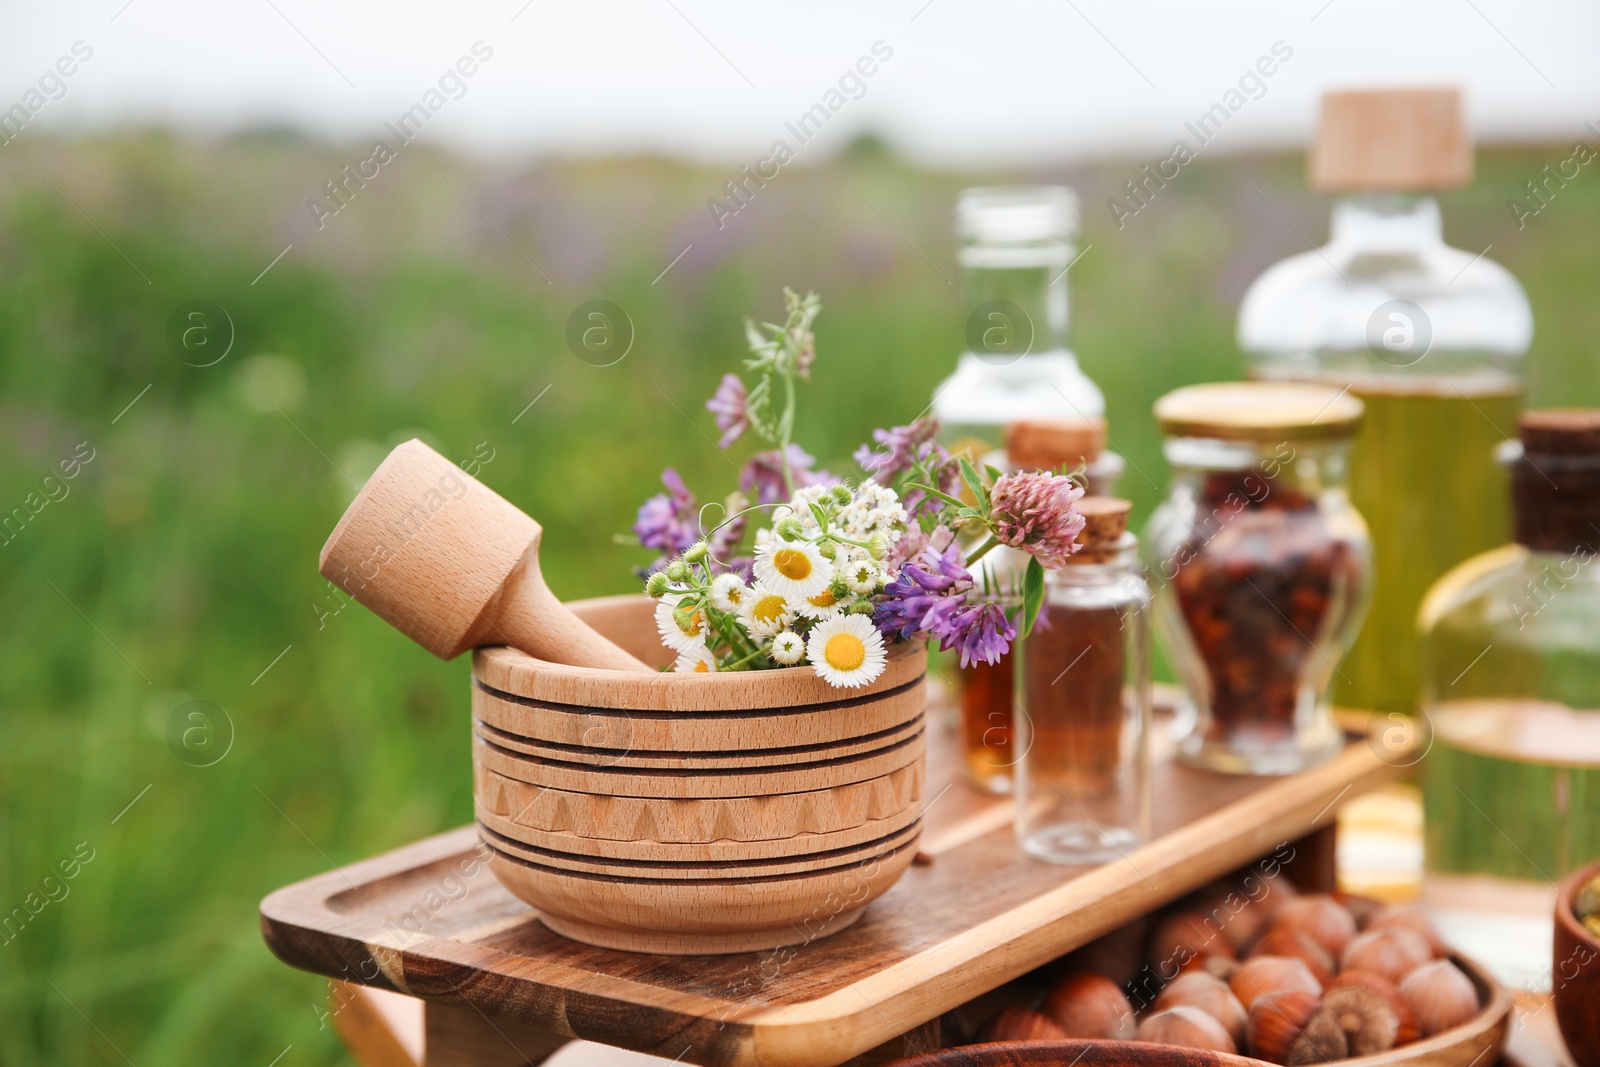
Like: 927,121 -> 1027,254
319,439 -> 651,671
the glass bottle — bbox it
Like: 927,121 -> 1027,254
958,545 -> 1027,792
1419,410 -> 1600,895
1142,383 -> 1372,775
1238,88 -> 1533,711
934,187 -> 1110,469
1016,498 -> 1151,862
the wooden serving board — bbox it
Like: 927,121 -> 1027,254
260,697 -> 1412,1067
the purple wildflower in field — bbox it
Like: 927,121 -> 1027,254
739,444 -> 837,505
706,373 -> 749,448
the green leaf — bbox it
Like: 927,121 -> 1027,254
905,482 -> 967,509
959,455 -> 990,512
1021,556 -> 1045,639
808,501 -> 830,531
985,463 -> 1006,483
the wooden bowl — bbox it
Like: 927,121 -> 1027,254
890,953 -> 1509,1067
470,594 -> 928,954
1555,859 -> 1600,1067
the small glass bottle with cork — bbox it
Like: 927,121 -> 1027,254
1015,496 -> 1152,863
958,419 -> 1121,793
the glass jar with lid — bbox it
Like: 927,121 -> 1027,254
1420,410 -> 1600,891
1142,382 -> 1372,775
1015,497 -> 1152,862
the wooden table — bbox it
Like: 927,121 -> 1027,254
261,700 -> 1409,1067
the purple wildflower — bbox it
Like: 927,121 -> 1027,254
739,444 -> 838,505
942,599 -> 1017,668
990,471 -> 1086,569
873,538 -> 1017,666
706,373 -> 749,448
633,468 -> 699,557
854,417 -> 941,480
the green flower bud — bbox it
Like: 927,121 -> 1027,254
866,532 -> 890,560
829,484 -> 853,506
683,541 -> 709,564
645,571 -> 672,598
847,599 -> 876,615
665,559 -> 691,583
817,540 -> 838,560
775,517 -> 804,541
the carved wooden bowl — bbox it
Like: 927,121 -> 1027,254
470,594 -> 927,954
1555,859 -> 1600,1067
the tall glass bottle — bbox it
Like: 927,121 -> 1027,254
1419,410 -> 1600,898
934,187 -> 1105,458
1238,88 -> 1533,710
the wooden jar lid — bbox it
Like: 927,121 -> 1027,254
1155,382 -> 1363,442
1310,86 -> 1471,192
1519,409 -> 1600,455
1004,418 -> 1105,469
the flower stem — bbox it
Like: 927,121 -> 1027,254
965,536 -> 1001,566
722,645 -> 771,671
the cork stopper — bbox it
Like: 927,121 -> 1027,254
1519,409 -> 1600,456
1005,419 -> 1106,470
1155,382 -> 1363,442
1068,496 -> 1132,564
1310,87 -> 1471,192
1508,409 -> 1600,554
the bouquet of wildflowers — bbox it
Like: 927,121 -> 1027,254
632,289 -> 1087,688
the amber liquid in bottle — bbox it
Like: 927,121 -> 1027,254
960,655 -> 1015,792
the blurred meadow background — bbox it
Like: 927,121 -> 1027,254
2,127 -> 1599,1064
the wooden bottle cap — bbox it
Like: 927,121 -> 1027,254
1310,87 -> 1471,192
1005,419 -> 1105,470
319,439 -> 649,671
1519,409 -> 1600,455
1068,496 -> 1132,563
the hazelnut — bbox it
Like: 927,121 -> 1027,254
1137,1005 -> 1237,1054
1154,972 -> 1247,1048
1272,895 -> 1358,956
1245,990 -> 1320,1064
1255,873 -> 1302,922
1322,971 -> 1419,1053
1366,904 -> 1447,957
1340,928 -> 1434,985
1333,891 -> 1386,930
1150,909 -> 1235,970
1203,955 -> 1242,983
1040,972 -> 1137,1040
1398,959 -> 1479,1037
1288,1009 -> 1351,1065
1230,955 -> 1323,1010
1251,924 -> 1336,986
977,1007 -> 1068,1042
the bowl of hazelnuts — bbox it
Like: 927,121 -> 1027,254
904,883 -> 1509,1067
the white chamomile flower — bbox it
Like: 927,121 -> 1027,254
769,631 -> 805,665
739,584 -> 794,636
655,593 -> 709,654
806,614 -> 888,689
673,647 -> 718,673
754,538 -> 834,601
709,573 -> 748,613
793,585 -> 847,620
843,559 -> 882,595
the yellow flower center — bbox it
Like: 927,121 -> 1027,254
824,633 -> 866,672
751,594 -> 787,625
808,588 -> 838,608
726,587 -> 744,605
772,547 -> 812,581
693,659 -> 711,673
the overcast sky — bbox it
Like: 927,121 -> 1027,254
5,0 -> 1598,164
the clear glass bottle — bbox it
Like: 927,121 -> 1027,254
1142,383 -> 1372,775
1419,410 -> 1600,894
1016,498 -> 1151,861
1238,89 -> 1533,711
934,187 -> 1109,465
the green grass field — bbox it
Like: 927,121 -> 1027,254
1,130 -> 1597,1064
